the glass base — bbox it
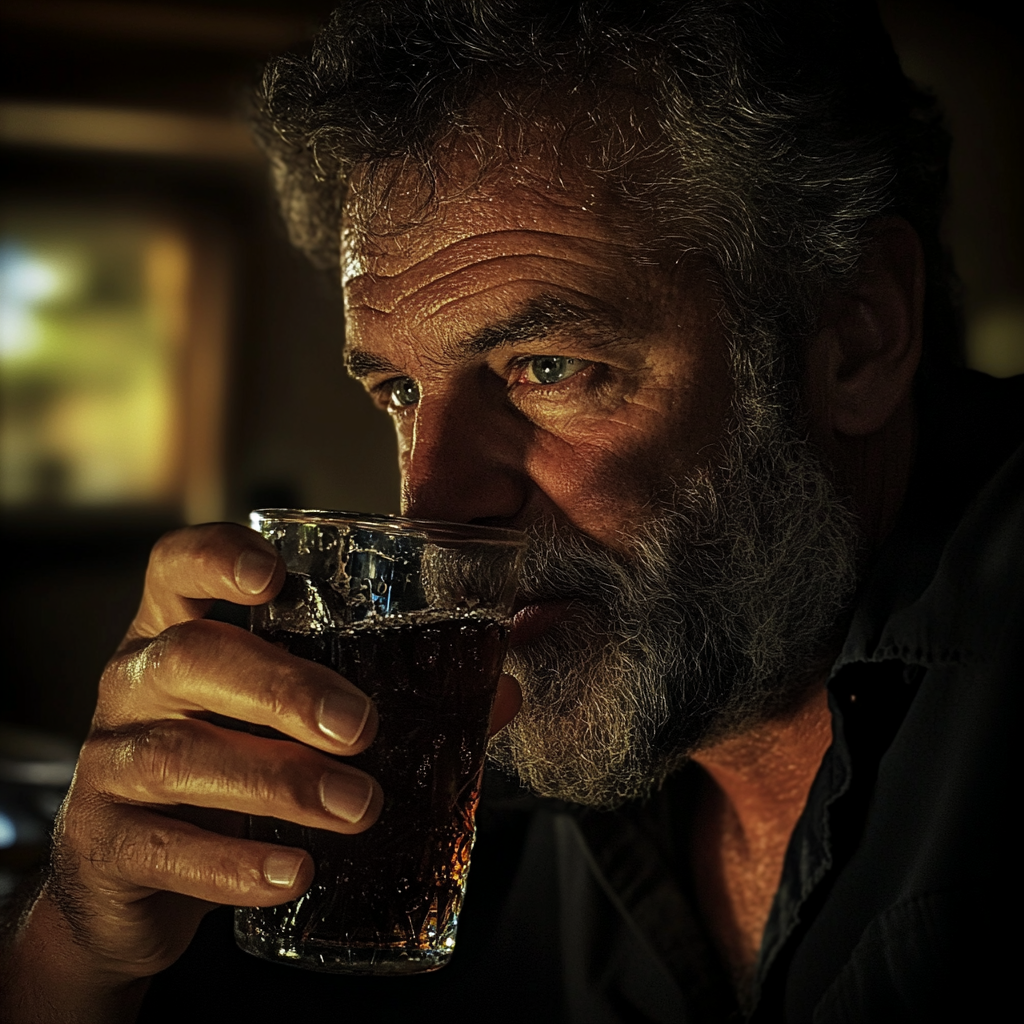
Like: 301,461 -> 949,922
234,925 -> 453,975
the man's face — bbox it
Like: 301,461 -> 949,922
342,174 -> 733,550
343,162 -> 858,807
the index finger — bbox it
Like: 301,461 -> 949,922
127,523 -> 286,642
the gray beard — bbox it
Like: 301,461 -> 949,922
489,408 -> 860,809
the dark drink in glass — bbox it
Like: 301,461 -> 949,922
234,511 -> 524,974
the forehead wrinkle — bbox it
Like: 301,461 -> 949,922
411,252 -> 623,321
427,288 -> 625,358
344,227 -> 634,313
347,254 -> 619,322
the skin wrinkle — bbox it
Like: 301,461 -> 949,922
348,283 -> 719,521
347,293 -> 628,380
350,258 -> 632,322
342,190 -> 644,284
349,215 -> 713,346
344,227 -> 626,287
344,232 -> 621,288
132,724 -> 184,798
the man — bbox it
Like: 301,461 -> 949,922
2,1 -> 1021,1020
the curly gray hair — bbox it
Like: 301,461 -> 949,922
252,0 -> 961,381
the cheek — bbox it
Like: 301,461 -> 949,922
391,411 -> 416,480
523,427 -> 681,543
520,377 -> 730,544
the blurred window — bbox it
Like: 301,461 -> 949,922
0,204 -> 226,518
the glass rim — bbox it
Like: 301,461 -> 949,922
249,508 -> 528,548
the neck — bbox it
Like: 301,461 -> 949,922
692,681 -> 833,831
689,679 -> 833,998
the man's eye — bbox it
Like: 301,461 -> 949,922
388,377 -> 420,408
523,356 -> 588,385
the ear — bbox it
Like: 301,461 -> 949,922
805,217 -> 924,438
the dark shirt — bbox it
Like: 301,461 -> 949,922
142,370 -> 1024,1023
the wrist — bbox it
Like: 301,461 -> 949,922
1,887 -> 151,1024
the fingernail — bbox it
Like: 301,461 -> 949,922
263,849 -> 305,888
318,688 -> 372,746
320,771 -> 374,823
235,548 -> 278,595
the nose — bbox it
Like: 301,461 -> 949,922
401,390 -> 530,525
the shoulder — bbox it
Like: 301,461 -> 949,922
787,371 -> 1024,1021
840,369 -> 1024,666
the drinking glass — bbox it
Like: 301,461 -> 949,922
234,509 -> 526,974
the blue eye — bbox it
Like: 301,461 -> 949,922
525,356 -> 587,385
389,377 -> 420,408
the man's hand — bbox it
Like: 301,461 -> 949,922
1,523 -> 388,1022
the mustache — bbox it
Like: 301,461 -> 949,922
513,513 -> 682,609
514,524 -> 619,604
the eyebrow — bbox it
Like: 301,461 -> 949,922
344,294 -> 621,380
344,348 -> 402,380
459,294 -> 621,356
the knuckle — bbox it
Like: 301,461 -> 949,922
95,657 -> 124,708
130,821 -> 179,878
130,821 -> 262,899
95,623 -> 202,721
172,841 -> 263,898
89,817 -> 144,874
151,619 -> 193,670
128,720 -> 201,798
85,814 -> 179,889
261,656 -> 309,721
147,618 -> 218,686
73,734 -> 136,805
70,737 -> 102,786
97,642 -> 148,707
145,526 -> 193,584
245,742 -> 320,815
48,791 -> 135,894
149,525 -> 189,561
231,861 -> 271,898
269,762 -> 312,812
240,639 -> 323,728
49,784 -> 90,859
185,525 -> 237,578
147,522 -> 248,588
243,746 -> 299,808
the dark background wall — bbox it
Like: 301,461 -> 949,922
882,0 -> 1024,375
0,0 -> 1021,744
0,1 -> 401,741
